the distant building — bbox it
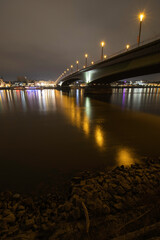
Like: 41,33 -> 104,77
35,80 -> 55,87
0,77 -> 6,87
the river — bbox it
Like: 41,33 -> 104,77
0,88 -> 160,194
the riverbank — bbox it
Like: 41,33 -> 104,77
0,158 -> 160,239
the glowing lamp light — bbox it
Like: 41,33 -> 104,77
67,68 -> 69,71
85,54 -> 88,58
139,13 -> 144,22
91,61 -> 94,65
104,55 -> 107,59
126,44 -> 130,50
76,60 -> 79,64
101,41 -> 105,47
71,65 -> 73,68
83,65 -> 86,68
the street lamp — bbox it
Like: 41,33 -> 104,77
104,55 -> 107,59
83,65 -> 86,69
76,61 -> 79,71
101,41 -> 105,60
138,13 -> 145,46
91,61 -> 94,65
71,65 -> 73,73
85,54 -> 88,67
126,44 -> 130,51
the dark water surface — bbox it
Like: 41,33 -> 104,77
0,88 -> 160,194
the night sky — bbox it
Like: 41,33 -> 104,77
0,0 -> 160,81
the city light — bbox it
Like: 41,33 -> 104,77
101,41 -> 105,60
138,12 -> 145,46
71,65 -> 73,73
76,60 -> 79,71
139,13 -> 144,22
101,41 -> 105,47
85,54 -> 88,67
126,44 -> 130,50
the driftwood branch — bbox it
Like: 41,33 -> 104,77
82,201 -> 90,234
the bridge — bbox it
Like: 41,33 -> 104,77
58,37 -> 160,87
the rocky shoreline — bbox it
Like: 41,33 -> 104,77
0,158 -> 160,240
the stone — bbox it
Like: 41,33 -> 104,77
41,223 -> 49,231
103,204 -> 110,214
113,202 -> 123,211
116,186 -> 126,195
80,180 -> 86,186
120,181 -> 131,191
13,193 -> 20,200
17,205 -> 25,211
135,176 -> 142,184
3,213 -> 16,223
25,218 -> 35,229
64,202 -> 72,212
2,209 -> 10,216
7,225 -> 19,236
71,207 -> 81,220
71,194 -> 82,206
22,198 -> 34,208
16,210 -> 25,218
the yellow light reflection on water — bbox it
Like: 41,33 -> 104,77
117,148 -> 136,166
55,91 -> 106,150
83,116 -> 90,135
95,126 -> 104,148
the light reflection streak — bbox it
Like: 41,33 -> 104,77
111,87 -> 160,114
95,126 -> 104,148
116,148 -> 136,166
55,90 -> 105,150
0,90 -> 56,113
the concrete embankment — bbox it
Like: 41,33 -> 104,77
0,158 -> 160,239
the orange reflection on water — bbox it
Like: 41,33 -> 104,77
95,126 -> 104,148
116,148 -> 136,166
55,90 -> 105,150
83,116 -> 90,136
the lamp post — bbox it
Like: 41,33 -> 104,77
138,13 -> 144,46
85,54 -> 88,67
76,61 -> 79,71
71,65 -> 73,73
101,41 -> 105,60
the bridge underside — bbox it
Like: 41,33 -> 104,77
89,63 -> 160,85
62,64 -> 160,86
